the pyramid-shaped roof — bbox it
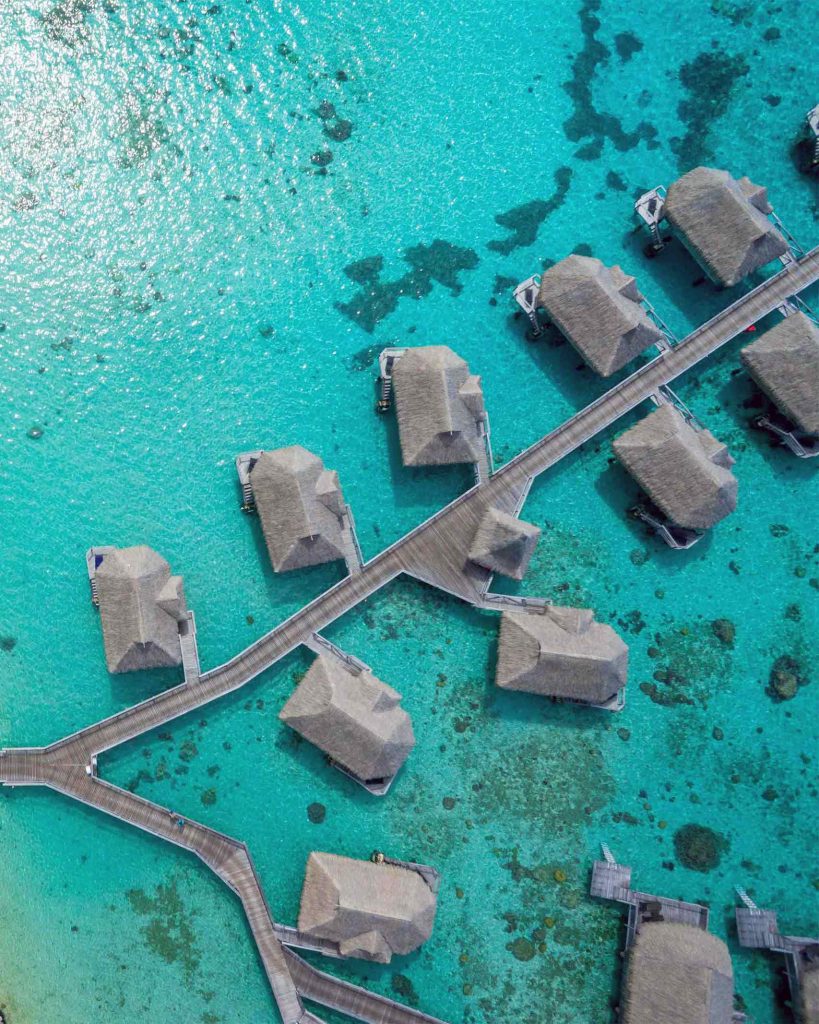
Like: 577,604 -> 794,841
664,167 -> 788,287
741,312 -> 819,434
250,445 -> 345,571
537,255 -> 664,376
622,922 -> 734,1024
297,852 -> 437,963
95,546 -> 186,673
392,346 -> 486,466
613,405 -> 737,530
279,655 -> 415,787
468,507 -> 540,580
496,606 -> 628,704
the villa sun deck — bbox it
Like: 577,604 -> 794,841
590,857 -> 710,949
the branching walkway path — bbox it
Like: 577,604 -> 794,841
2,249 -> 818,1024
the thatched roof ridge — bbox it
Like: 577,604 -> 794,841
613,405 -> 737,530
392,346 -> 486,466
468,508 -> 541,580
297,852 -> 438,963
664,167 -> 788,287
95,546 -> 186,674
622,921 -> 734,1024
537,255 -> 664,376
495,606 -> 628,704
279,655 -> 415,786
741,312 -> 819,434
250,445 -> 345,572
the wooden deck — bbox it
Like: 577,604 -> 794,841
2,248 -> 819,1023
735,906 -> 819,1014
590,859 -> 710,948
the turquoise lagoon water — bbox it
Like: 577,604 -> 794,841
0,0 -> 817,1021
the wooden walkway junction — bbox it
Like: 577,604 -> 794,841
735,891 -> 819,1016
590,854 -> 710,949
2,247 -> 819,1023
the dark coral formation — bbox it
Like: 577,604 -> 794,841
614,32 -> 643,62
673,823 -> 728,872
336,241 -> 479,333
487,167 -> 573,256
767,655 -> 809,701
711,618 -> 735,647
671,49 -> 750,169
307,801 -> 326,823
562,0 -> 657,159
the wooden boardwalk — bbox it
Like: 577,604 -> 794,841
39,249 -> 819,769
2,248 -> 819,1023
590,858 -> 710,948
0,748 -> 440,1024
735,905 -> 819,1016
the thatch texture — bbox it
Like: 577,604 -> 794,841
664,167 -> 788,287
801,959 -> 819,1024
613,405 -> 737,530
279,655 -> 415,786
95,546 -> 186,674
250,445 -> 345,572
297,852 -> 438,963
392,346 -> 486,466
468,507 -> 541,580
621,921 -> 735,1024
537,255 -> 664,376
741,312 -> 819,434
495,606 -> 628,704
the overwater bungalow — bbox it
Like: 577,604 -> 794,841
90,546 -> 187,673
468,507 -> 540,580
391,345 -> 487,467
592,856 -> 740,1024
248,445 -> 346,572
613,404 -> 738,544
536,255 -> 665,376
495,606 -> 628,709
663,166 -> 788,287
621,921 -> 735,1024
297,851 -> 438,963
741,311 -> 819,456
735,895 -> 819,1024
279,654 -> 415,795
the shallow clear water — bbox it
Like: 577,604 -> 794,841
0,1 -> 817,1022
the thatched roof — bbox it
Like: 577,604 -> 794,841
664,167 -> 788,287
279,655 -> 415,787
613,405 -> 737,530
297,852 -> 438,963
468,508 -> 541,580
801,959 -> 819,1024
537,255 -> 664,376
621,921 -> 734,1024
250,446 -> 345,572
95,546 -> 186,673
495,606 -> 628,704
392,346 -> 486,466
741,312 -> 819,434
